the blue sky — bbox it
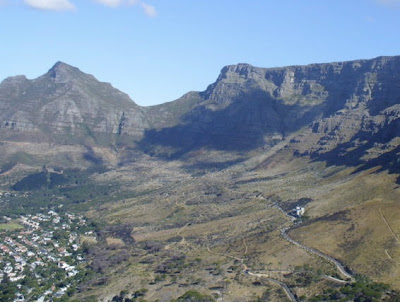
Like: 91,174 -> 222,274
1,0 -> 400,106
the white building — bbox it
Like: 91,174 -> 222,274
296,206 -> 305,217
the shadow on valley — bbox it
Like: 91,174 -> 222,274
182,158 -> 245,175
138,89 -> 328,159
312,117 -> 400,183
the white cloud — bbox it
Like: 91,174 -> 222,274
24,0 -> 75,11
94,0 -> 141,8
94,0 -> 122,7
141,2 -> 156,17
93,0 -> 157,17
20,0 -> 156,16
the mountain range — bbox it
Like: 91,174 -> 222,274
1,56 -> 400,166
1,56 -> 400,301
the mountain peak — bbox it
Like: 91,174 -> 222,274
216,63 -> 265,83
47,61 -> 83,83
49,61 -> 78,72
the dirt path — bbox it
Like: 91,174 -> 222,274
385,249 -> 400,266
206,245 -> 244,262
177,222 -> 191,244
379,208 -> 400,244
243,238 -> 248,255
177,223 -> 190,236
164,223 -> 193,250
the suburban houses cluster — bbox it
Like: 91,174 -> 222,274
0,208 -> 95,301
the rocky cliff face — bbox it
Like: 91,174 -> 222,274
1,56 -> 400,170
288,56 -> 400,175
140,56 -> 400,161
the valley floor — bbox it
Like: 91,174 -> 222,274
70,150 -> 400,301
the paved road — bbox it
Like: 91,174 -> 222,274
323,275 -> 349,284
206,203 -> 355,302
243,266 -> 297,302
281,227 -> 354,281
265,277 -> 297,302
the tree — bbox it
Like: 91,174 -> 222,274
173,290 -> 215,302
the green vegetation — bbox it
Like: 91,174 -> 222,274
172,290 -> 215,302
1,168 -> 125,216
308,277 -> 398,302
0,276 -> 19,302
110,288 -> 148,302
13,171 -> 49,191
0,152 -> 36,173
0,161 -> 17,174
0,223 -> 23,230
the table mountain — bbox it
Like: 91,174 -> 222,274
142,56 -> 400,165
1,56 -> 400,172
